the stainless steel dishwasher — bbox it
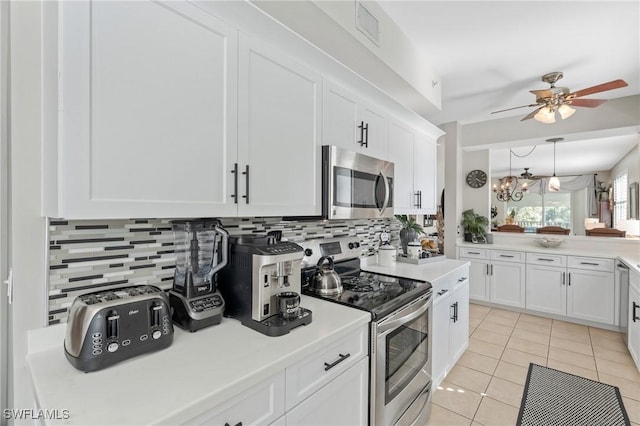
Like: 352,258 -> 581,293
617,262 -> 630,342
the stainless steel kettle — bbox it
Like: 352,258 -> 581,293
311,256 -> 343,295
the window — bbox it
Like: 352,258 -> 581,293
613,173 -> 628,227
506,192 -> 571,232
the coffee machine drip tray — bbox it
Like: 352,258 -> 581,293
241,308 -> 312,337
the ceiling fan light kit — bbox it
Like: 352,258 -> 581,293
491,71 -> 628,123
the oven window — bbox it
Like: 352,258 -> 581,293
385,311 -> 429,403
334,167 -> 378,208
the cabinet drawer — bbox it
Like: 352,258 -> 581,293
431,276 -> 451,304
491,250 -> 524,263
186,371 -> 285,426
285,325 -> 368,410
568,256 -> 614,272
449,266 -> 470,291
526,252 -> 567,267
459,247 -> 489,259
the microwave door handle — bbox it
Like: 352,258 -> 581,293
378,171 -> 390,214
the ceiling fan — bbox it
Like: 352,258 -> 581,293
491,72 -> 628,122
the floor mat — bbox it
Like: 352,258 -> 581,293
517,363 -> 630,426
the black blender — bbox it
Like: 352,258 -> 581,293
169,219 -> 228,331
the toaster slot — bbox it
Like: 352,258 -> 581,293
106,310 -> 119,339
150,303 -> 162,327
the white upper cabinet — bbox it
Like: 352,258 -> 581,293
54,1 -> 239,218
388,118 -> 437,214
237,35 -> 321,217
322,80 -> 388,160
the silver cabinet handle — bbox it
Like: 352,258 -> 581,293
633,302 -> 639,323
499,254 -> 515,258
562,272 -> 565,285
324,353 -> 351,371
490,264 -> 493,275
230,163 -> 238,204
468,251 -> 481,255
580,262 -> 599,266
538,258 -> 554,262
241,165 -> 250,204
568,272 -> 571,286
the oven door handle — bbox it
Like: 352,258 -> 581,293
377,293 -> 431,335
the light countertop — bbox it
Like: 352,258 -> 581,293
361,256 -> 470,282
27,296 -> 370,426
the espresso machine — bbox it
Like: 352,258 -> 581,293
169,219 -> 228,332
218,234 -> 312,336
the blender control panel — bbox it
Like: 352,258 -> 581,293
189,295 -> 223,312
256,242 -> 303,255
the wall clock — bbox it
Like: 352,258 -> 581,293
466,169 -> 487,188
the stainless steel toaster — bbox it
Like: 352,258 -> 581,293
64,285 -> 174,372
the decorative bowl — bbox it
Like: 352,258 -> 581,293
537,237 -> 563,248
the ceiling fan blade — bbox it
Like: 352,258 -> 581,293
521,106 -> 543,121
491,103 -> 540,114
571,79 -> 628,98
569,98 -> 607,108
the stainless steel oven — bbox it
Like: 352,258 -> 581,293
322,145 -> 394,220
299,237 -> 432,426
372,292 -> 432,425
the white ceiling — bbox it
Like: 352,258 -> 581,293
377,0 -> 640,176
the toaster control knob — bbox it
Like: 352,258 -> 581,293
152,330 -> 162,340
107,342 -> 119,353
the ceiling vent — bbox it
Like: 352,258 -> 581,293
355,2 -> 379,46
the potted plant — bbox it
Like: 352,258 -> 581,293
461,209 -> 489,243
395,215 -> 424,255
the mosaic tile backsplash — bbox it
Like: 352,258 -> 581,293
48,217 -> 399,325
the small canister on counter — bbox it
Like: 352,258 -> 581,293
378,245 -> 396,266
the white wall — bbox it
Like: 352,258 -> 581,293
610,137 -> 640,184
462,149 -> 490,220
441,121 -> 461,257
0,0 -> 9,421
9,1 -> 47,414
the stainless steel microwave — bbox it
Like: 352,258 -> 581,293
322,145 -> 394,220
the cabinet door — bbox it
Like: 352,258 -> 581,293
490,261 -> 526,308
525,265 -> 566,316
59,1 -> 238,218
466,259 -> 490,302
185,371 -> 285,426
286,357 -> 368,426
449,281 -> 470,366
388,120 -> 415,212
238,35 -> 321,217
322,80 -> 359,151
628,284 -> 640,370
432,297 -> 451,386
567,269 -> 615,324
413,133 -> 437,214
359,101 -> 388,160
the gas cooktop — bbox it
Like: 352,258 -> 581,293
299,237 -> 431,320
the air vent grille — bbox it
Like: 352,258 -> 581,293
356,2 -> 379,45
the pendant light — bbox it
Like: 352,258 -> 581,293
547,137 -> 563,192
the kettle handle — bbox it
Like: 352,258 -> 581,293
316,256 -> 334,270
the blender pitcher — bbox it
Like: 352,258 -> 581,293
172,219 -> 229,298
169,219 -> 229,331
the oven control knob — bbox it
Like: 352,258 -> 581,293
152,330 -> 162,340
348,242 -> 360,249
304,249 -> 313,257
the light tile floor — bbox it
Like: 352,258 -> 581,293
427,304 -> 640,426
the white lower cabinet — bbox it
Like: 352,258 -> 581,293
186,371 -> 286,426
628,269 -> 640,371
526,254 -> 615,325
460,248 -> 525,308
285,357 -> 368,425
432,265 -> 470,386
185,324 -> 369,426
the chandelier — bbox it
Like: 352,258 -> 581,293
493,149 -> 528,202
